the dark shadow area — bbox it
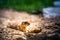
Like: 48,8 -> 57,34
16,37 -> 25,40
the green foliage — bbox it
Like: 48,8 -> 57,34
0,0 -> 54,12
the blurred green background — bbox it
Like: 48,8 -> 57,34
0,0 -> 54,12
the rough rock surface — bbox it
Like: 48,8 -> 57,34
0,9 -> 60,40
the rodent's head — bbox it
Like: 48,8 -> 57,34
21,22 -> 30,26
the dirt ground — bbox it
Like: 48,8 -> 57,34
0,9 -> 60,40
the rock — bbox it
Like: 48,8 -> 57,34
0,9 -> 60,40
43,7 -> 60,18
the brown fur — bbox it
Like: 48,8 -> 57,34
18,22 -> 30,32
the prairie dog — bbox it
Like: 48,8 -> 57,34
18,22 -> 30,32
